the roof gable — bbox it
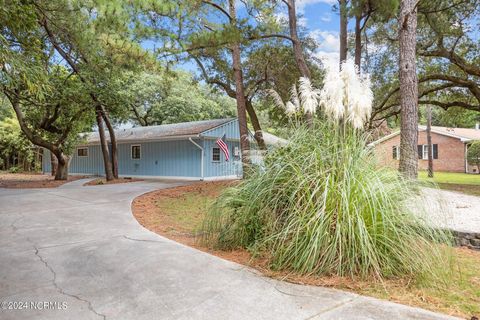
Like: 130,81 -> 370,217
199,118 -> 240,140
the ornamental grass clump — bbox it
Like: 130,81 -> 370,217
202,60 -> 452,280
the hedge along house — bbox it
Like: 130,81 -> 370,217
42,118 -> 280,180
371,125 -> 480,173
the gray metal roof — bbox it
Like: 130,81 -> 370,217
83,118 -> 235,144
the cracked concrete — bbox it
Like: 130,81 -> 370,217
33,246 -> 106,320
0,179 -> 459,320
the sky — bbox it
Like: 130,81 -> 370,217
290,0 -> 340,67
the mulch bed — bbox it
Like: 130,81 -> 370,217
131,181 -> 251,265
0,172 -> 86,189
83,177 -> 143,186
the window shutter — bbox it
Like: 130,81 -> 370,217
417,145 -> 423,159
433,144 -> 438,159
392,146 -> 396,159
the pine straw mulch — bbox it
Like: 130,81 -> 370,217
83,177 -> 143,186
132,181 -> 252,265
0,172 -> 86,188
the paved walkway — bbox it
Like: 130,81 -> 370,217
0,180 -> 458,320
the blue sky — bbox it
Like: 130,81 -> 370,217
173,0 -> 341,73
293,0 -> 340,66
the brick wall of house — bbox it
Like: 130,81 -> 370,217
374,131 -> 466,172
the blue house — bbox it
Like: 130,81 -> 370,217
42,118 -> 284,180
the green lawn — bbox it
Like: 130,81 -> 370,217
419,171 -> 480,185
419,171 -> 480,196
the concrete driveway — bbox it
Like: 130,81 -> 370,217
0,179 -> 457,320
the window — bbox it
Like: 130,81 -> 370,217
212,147 -> 220,162
422,145 -> 429,160
392,146 -> 400,160
131,145 -> 141,159
418,144 -> 438,160
77,147 -> 88,157
233,146 -> 240,157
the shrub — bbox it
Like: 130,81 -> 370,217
201,122 -> 452,279
8,166 -> 19,173
467,141 -> 480,173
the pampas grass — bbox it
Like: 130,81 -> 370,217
269,59 -> 373,129
201,122 -> 452,280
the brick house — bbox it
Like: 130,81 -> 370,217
371,126 -> 480,173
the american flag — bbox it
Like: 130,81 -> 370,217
216,133 -> 230,161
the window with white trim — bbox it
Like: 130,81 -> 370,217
418,144 -> 438,160
131,145 -> 141,159
77,147 -> 88,157
212,147 -> 220,162
392,146 -> 400,160
422,145 -> 429,160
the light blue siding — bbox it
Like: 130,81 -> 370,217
203,139 -> 242,178
63,140 -> 201,177
41,119 -> 248,179
70,145 -> 105,175
201,119 -> 239,140
115,140 -> 201,177
42,149 -> 52,173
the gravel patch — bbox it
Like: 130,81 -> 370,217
420,188 -> 480,234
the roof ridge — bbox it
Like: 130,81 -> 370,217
80,118 -> 239,145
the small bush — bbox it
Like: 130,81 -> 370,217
8,166 -> 19,173
201,122 -> 452,280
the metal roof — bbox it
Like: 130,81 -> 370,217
83,118 -> 235,144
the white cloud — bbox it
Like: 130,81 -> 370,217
296,0 -> 337,13
273,11 -> 307,27
309,30 -> 340,68
309,30 -> 339,52
315,51 -> 339,69
298,17 -> 308,27
274,11 -> 289,23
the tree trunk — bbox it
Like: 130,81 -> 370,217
286,0 -> 313,126
96,106 -> 114,181
339,0 -> 348,66
286,0 -> 311,79
398,0 -> 419,179
354,12 -> 362,69
53,151 -> 69,180
245,100 -> 267,150
102,110 -> 118,179
229,0 -> 251,175
50,151 -> 57,176
426,104 -> 433,177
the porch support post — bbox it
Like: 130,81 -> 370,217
189,138 -> 204,181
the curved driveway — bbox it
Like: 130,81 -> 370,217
0,180 -> 457,320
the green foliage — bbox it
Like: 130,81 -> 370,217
202,122 -> 452,279
8,166 -> 19,173
370,0 -> 480,122
0,115 -> 33,164
430,107 -> 480,128
115,71 -> 236,126
467,141 -> 480,171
